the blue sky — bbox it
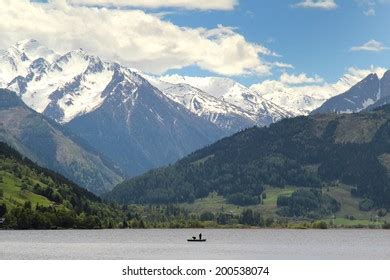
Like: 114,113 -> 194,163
160,0 -> 390,85
9,0 -> 390,86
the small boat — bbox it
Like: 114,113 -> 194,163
187,238 -> 207,242
187,234 -> 206,242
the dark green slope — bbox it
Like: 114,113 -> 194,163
107,105 -> 390,210
0,89 -> 123,194
0,142 -> 124,229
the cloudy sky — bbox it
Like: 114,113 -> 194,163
1,0 -> 390,88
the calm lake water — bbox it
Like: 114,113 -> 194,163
0,229 -> 389,260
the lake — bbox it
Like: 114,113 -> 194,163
0,229 -> 389,259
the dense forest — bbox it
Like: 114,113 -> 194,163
106,105 -> 390,211
276,189 -> 340,219
0,142 -> 124,229
118,204 -> 275,229
0,140 -> 277,229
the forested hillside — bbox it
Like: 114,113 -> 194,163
0,142 -> 124,229
107,105 -> 390,213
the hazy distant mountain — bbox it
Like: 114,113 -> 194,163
142,74 -> 255,132
0,89 -> 122,194
312,74 -> 380,114
158,75 -> 295,126
312,70 -> 390,115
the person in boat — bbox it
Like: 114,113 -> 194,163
188,234 -> 205,242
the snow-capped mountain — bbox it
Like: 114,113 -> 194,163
141,74 -> 254,131
0,45 -> 30,88
2,39 -> 389,180
65,67 -> 226,177
311,72 -> 388,114
250,81 -> 335,115
0,40 -> 227,177
5,41 -> 116,123
157,75 -> 294,126
1,40 -> 293,129
249,70 -> 365,116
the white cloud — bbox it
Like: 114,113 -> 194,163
293,0 -> 337,9
270,62 -> 295,69
253,66 -> 387,95
342,65 -> 387,81
0,0 -> 281,76
68,0 -> 238,10
280,73 -> 324,84
351,40 -> 389,52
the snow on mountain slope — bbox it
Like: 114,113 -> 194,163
0,46 -> 30,87
160,75 -> 242,99
0,41 -> 255,129
141,73 -> 254,131
0,40 -> 228,178
3,41 -> 116,123
1,40 -> 294,129
65,66 -> 226,177
311,72 -> 390,114
250,67 -> 386,115
40,52 -> 115,123
159,74 -> 294,126
250,81 -> 337,115
1,40 -> 387,128
163,83 -> 248,117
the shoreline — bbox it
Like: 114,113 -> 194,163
1,227 -> 389,231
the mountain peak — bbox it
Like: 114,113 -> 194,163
354,72 -> 379,88
3,46 -> 26,59
312,71 -> 382,115
61,49 -> 88,60
367,73 -> 379,80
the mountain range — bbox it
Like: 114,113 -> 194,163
1,40 -> 296,127
0,39 -> 300,187
1,39 -> 390,195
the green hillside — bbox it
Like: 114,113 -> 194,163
0,142 -> 124,229
0,89 -> 123,194
106,105 -> 390,224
